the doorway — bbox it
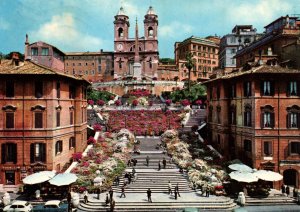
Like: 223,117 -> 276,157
5,171 -> 15,185
283,169 -> 297,186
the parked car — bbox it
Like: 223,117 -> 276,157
3,200 -> 33,212
33,200 -> 68,212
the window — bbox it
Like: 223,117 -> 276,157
56,82 -> 60,98
30,143 -> 46,163
35,81 -> 43,98
231,48 -> 236,54
230,83 -> 236,98
83,87 -> 87,99
208,106 -> 213,122
244,140 -> 252,152
98,66 -> 101,73
118,28 -> 124,37
69,137 -> 75,149
35,112 -> 43,128
217,105 -> 221,124
261,81 -> 274,96
56,111 -> 60,127
263,141 -> 272,156
217,86 -> 220,100
78,63 -> 81,66
287,81 -> 299,96
69,85 -> 76,99
6,112 -> 14,129
231,59 -> 235,65
287,105 -> 300,128
148,27 -> 154,37
261,105 -> 275,128
290,142 -> 300,154
41,48 -> 49,56
244,104 -> 252,127
31,48 -> 38,56
55,140 -> 63,155
70,111 -> 74,125
6,81 -> 14,97
244,81 -> 252,97
229,104 -> 236,125
1,143 -> 17,163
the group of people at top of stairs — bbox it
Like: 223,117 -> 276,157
281,184 -> 298,198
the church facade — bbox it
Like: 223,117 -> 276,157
113,6 -> 159,79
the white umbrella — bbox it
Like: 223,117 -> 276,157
228,164 -> 253,172
253,170 -> 283,182
49,173 -> 78,186
229,171 -> 258,183
23,171 -> 56,185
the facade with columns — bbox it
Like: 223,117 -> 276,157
113,6 -> 159,79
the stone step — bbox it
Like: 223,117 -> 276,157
245,196 -> 297,205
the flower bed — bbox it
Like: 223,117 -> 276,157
106,110 -> 184,136
161,130 -> 227,192
71,130 -> 135,193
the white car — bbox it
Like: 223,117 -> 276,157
3,200 -> 33,212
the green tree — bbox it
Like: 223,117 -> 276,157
5,52 -> 24,61
170,84 -> 206,103
185,52 -> 195,92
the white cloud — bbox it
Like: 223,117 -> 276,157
225,0 -> 292,25
160,22 -> 193,38
0,17 -> 10,30
30,13 -> 104,51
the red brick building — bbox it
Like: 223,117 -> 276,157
0,56 -> 88,189
205,63 -> 300,189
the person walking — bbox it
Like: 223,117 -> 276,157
162,158 -> 167,169
83,190 -> 88,203
97,187 -> 101,200
105,193 -> 110,206
286,186 -> 290,196
110,198 -> 115,212
109,188 -> 114,202
168,181 -> 172,195
146,156 -> 150,167
206,186 -> 210,197
175,183 -> 180,197
67,192 -> 72,212
281,184 -> 286,194
115,176 -> 120,186
147,188 -> 152,202
158,160 -> 161,171
128,173 -> 132,184
132,168 -> 136,176
127,159 -> 132,167
120,186 -> 126,198
174,188 -> 178,200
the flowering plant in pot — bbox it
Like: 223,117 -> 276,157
87,136 -> 96,145
72,152 -> 83,162
165,99 -> 172,106
97,99 -> 105,106
115,100 -> 121,106
93,124 -> 102,132
132,99 -> 138,107
88,99 -> 94,106
181,99 -> 190,106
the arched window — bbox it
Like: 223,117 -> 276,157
118,28 -> 124,38
287,105 -> 300,128
260,105 -> 274,128
55,140 -> 63,155
148,26 -> 154,37
244,104 -> 252,127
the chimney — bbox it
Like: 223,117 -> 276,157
12,52 -> 20,66
24,34 -> 30,60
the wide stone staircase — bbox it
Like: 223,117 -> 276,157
245,195 -> 297,206
78,137 -> 236,211
182,109 -> 206,132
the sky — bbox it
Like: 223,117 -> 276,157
0,0 -> 299,58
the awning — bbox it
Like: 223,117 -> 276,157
48,173 -> 77,186
253,170 -> 283,182
229,171 -> 258,183
228,163 -> 253,172
23,171 -> 56,185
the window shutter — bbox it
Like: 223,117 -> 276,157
270,81 -> 275,96
41,144 -> 46,162
260,113 -> 264,128
55,142 -> 58,154
56,111 -> 60,127
287,113 -> 291,128
287,82 -> 291,97
269,142 -> 272,155
30,143 -> 34,163
12,143 -> 17,164
243,83 -> 246,97
270,112 -> 275,128
60,141 -> 63,152
297,143 -> 300,154
2,144 -> 6,164
6,113 -> 14,128
297,81 -> 300,96
244,112 -> 247,126
297,113 -> 300,129
35,112 -> 43,128
260,81 -> 264,96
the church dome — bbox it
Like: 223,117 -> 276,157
146,6 -> 156,15
117,7 -> 126,16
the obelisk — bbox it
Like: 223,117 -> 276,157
133,18 -> 142,80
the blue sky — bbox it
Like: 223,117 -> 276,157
0,0 -> 299,58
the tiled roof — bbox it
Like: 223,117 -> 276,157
0,59 -> 89,83
203,65 -> 300,83
65,51 -> 113,56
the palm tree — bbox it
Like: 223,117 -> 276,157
184,52 -> 195,92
